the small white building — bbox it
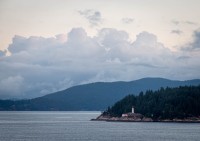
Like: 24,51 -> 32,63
121,106 -> 135,117
132,106 -> 134,113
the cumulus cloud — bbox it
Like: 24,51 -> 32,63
130,32 -> 173,68
171,29 -> 183,35
0,27 -> 200,99
78,9 -> 102,26
97,28 -> 129,50
121,18 -> 134,24
132,32 -> 158,47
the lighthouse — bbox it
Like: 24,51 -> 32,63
132,106 -> 134,113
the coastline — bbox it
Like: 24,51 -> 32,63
91,114 -> 200,123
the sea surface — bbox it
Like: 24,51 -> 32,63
0,111 -> 199,141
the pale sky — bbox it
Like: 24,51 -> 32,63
0,0 -> 200,99
1,0 -> 200,50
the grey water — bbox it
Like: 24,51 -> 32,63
0,111 -> 199,141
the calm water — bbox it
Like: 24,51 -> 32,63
0,111 -> 199,141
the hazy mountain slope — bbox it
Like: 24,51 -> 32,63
0,78 -> 200,111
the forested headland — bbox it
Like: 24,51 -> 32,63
104,85 -> 200,120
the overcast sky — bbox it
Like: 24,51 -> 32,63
0,0 -> 200,99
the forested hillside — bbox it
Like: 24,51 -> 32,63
105,85 -> 200,119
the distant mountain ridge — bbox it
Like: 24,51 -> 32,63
0,78 -> 200,111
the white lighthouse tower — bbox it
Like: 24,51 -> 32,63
132,106 -> 134,113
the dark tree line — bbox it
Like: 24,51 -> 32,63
105,85 -> 200,119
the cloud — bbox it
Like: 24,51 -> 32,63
121,18 -> 134,24
1,27 -> 200,99
8,35 -> 59,54
97,28 -> 129,47
171,20 -> 198,26
171,30 -> 183,35
78,9 -> 102,26
180,29 -> 200,50
0,50 -> 6,57
0,75 -> 24,98
8,35 -> 27,53
184,21 -> 198,25
132,32 -> 158,47
177,56 -> 190,60
130,31 -> 173,68
171,20 -> 180,25
191,29 -> 200,49
182,29 -> 200,50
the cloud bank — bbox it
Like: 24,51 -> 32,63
0,28 -> 200,99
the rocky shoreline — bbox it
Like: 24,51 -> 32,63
91,114 -> 200,123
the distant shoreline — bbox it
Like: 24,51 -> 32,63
91,119 -> 200,123
91,114 -> 200,123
